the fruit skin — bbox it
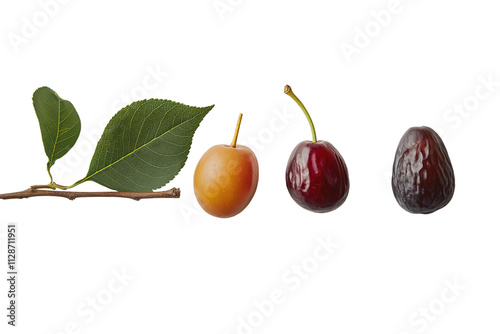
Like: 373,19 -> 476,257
194,144 -> 258,218
392,126 -> 455,214
286,140 -> 349,213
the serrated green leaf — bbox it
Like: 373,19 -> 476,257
33,86 -> 81,170
80,99 -> 213,192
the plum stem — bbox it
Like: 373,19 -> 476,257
284,85 -> 317,143
230,113 -> 243,148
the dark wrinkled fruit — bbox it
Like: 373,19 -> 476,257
286,140 -> 349,213
392,126 -> 455,214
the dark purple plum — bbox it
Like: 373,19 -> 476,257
392,126 -> 455,214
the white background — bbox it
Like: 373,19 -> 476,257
1,0 -> 500,333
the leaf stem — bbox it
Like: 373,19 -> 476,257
230,113 -> 243,148
64,178 -> 87,190
284,85 -> 317,143
31,182 -> 72,190
46,162 -> 54,184
0,187 -> 181,200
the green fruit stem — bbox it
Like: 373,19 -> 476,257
284,85 -> 317,143
230,113 -> 243,148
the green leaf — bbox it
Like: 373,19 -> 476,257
33,86 -> 81,170
80,99 -> 214,192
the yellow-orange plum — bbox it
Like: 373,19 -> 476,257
193,114 -> 258,218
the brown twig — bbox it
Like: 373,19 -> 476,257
0,187 -> 180,201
